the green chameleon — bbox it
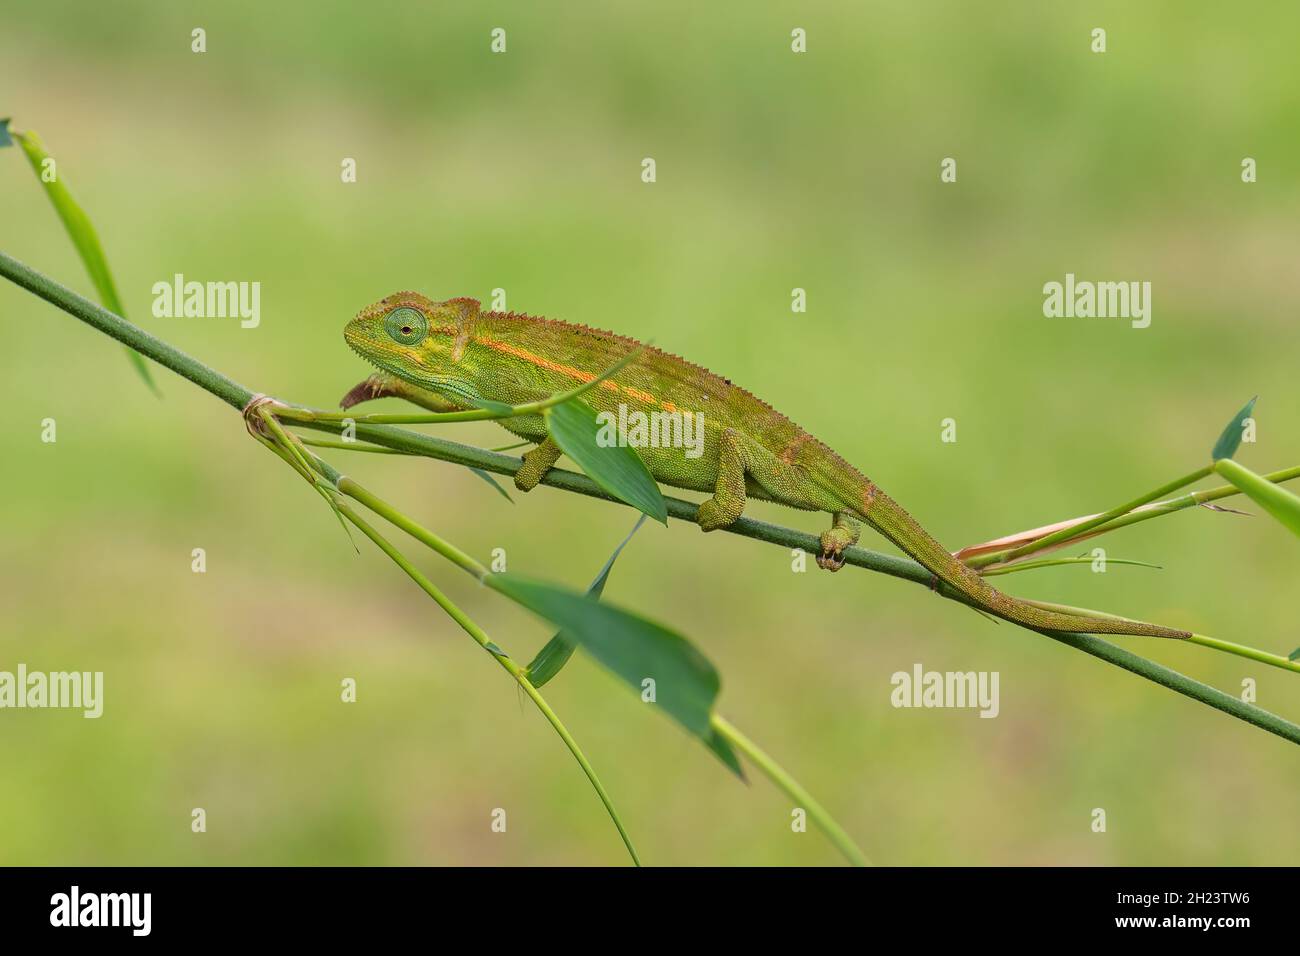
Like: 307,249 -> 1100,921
342,291 -> 1187,640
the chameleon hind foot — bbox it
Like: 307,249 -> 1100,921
695,497 -> 740,532
514,436 -> 563,492
817,513 -> 860,572
816,549 -> 846,572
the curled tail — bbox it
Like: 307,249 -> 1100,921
851,490 -> 1189,640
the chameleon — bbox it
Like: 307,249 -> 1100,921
341,291 -> 1188,640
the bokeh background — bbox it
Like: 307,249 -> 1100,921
3,2 -> 1299,865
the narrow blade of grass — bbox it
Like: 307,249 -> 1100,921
468,466 -> 514,503
8,126 -> 158,393
980,555 -> 1161,577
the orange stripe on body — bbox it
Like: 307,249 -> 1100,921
479,335 -> 662,407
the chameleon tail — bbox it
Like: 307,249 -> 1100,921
852,490 -> 1189,640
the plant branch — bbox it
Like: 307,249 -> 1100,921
0,250 -> 251,409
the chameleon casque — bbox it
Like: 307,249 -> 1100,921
343,292 -> 1188,640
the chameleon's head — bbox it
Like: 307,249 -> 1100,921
344,292 -> 481,394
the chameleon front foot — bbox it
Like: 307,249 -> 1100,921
339,374 -> 396,410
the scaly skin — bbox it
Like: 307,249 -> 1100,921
342,292 -> 1188,640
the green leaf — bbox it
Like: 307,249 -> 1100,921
13,128 -> 158,394
1214,457 -> 1300,538
489,574 -> 741,776
0,119 -> 13,148
1288,647 -> 1300,663
545,398 -> 667,524
468,467 -> 513,503
1211,396 -> 1257,461
527,515 -> 646,687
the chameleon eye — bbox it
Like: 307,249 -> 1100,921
384,307 -> 427,345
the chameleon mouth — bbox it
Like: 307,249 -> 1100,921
344,333 -> 377,367
343,322 -> 392,371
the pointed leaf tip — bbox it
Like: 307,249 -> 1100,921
468,467 -> 514,503
14,126 -> 159,393
527,515 -> 647,688
546,398 -> 668,524
492,574 -> 741,776
1211,396 -> 1257,461
706,728 -> 746,779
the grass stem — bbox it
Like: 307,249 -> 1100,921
335,497 -> 642,865
711,713 -> 870,866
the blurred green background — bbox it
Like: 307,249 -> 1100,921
3,2 -> 1299,865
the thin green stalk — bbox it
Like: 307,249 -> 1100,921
4,248 -> 1299,748
1026,599 -> 1300,676
981,555 -> 1161,577
988,466 -> 1213,566
300,436 -> 414,456
1187,633 -> 1300,675
334,496 -> 642,865
336,475 -> 486,580
0,250 -> 251,409
258,408 -> 318,482
710,713 -> 870,867
967,465 -> 1300,570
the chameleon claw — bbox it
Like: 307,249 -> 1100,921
816,547 -> 847,572
339,375 -> 393,410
